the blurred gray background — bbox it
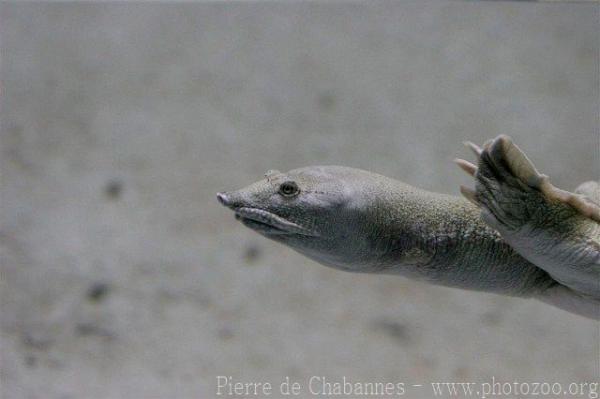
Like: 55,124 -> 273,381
1,2 -> 598,399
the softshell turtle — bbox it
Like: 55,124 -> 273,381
217,135 -> 599,319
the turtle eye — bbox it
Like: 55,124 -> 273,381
279,181 -> 299,197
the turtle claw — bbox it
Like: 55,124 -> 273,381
463,141 -> 483,157
454,158 -> 477,177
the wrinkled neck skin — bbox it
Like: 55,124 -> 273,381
284,179 -> 555,297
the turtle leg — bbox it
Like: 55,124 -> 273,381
455,135 -> 600,300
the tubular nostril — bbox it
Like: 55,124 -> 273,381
217,191 -> 244,209
216,192 -> 229,206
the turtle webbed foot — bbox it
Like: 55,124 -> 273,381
456,135 -> 600,227
455,135 -> 550,231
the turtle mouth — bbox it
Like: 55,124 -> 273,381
234,207 -> 318,236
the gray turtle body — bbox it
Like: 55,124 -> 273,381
218,136 -> 600,319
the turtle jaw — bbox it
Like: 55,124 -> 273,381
234,209 -> 291,235
234,207 -> 319,237
217,191 -> 319,237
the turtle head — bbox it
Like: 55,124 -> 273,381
217,166 -> 378,270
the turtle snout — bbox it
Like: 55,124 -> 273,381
216,191 -> 243,209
